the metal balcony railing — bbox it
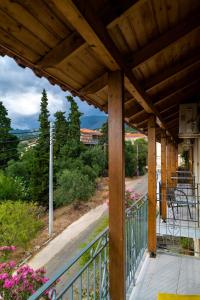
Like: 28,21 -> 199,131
157,182 -> 200,256
29,195 -> 148,300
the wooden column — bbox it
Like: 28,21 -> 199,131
148,115 -> 157,256
161,130 -> 167,221
167,140 -> 172,187
189,147 -> 193,174
108,70 -> 125,300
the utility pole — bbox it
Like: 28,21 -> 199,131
49,122 -> 53,236
136,143 -> 139,176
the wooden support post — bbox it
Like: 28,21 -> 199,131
189,147 -> 193,174
161,131 -> 167,222
175,145 -> 178,171
167,140 -> 172,187
108,70 -> 125,300
148,115 -> 157,256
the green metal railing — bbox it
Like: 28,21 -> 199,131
28,228 -> 109,300
126,195 -> 148,292
29,194 -> 148,300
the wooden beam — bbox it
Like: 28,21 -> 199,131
79,73 -> 108,95
161,130 -> 167,221
143,50 -> 200,91
148,115 -> 157,256
129,11 -> 200,68
108,70 -> 125,300
39,0 -> 138,68
37,32 -> 84,68
53,0 -> 175,140
130,79 -> 198,122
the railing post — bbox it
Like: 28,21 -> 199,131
148,115 -> 157,257
108,70 -> 125,300
161,130 -> 167,222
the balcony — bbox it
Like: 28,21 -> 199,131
29,171 -> 200,300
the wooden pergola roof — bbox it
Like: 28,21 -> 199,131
0,0 -> 199,141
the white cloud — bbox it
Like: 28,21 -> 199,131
0,55 -> 105,129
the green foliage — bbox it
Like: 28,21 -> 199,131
31,89 -> 50,206
80,146 -> 106,177
134,139 -> 148,175
181,150 -> 189,169
0,101 -> 19,168
54,111 -> 68,159
67,95 -> 82,144
125,139 -> 148,177
0,201 -> 43,248
79,216 -> 108,267
125,141 -> 137,177
99,121 -> 108,145
0,171 -> 27,201
54,169 -> 95,207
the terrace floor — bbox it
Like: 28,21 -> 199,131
129,252 -> 200,300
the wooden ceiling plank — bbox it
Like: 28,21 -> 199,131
129,10 -> 200,67
37,32 -> 84,68
79,72 -> 108,95
144,49 -> 200,91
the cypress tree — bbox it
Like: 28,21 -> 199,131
31,89 -> 50,205
67,96 -> 82,144
0,101 -> 19,168
54,111 -> 68,159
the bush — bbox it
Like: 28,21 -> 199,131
0,201 -> 43,249
0,253 -> 54,299
125,141 -> 137,177
54,169 -> 95,207
80,146 -> 106,177
0,171 -> 27,201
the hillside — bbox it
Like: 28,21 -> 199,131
80,115 -> 107,129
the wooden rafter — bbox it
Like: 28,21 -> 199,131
129,77 -> 200,121
50,0 -> 175,139
128,11 -> 200,68
38,0 -> 138,69
143,50 -> 200,91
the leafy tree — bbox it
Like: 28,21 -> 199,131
80,146 -> 106,177
0,101 -> 19,168
54,169 -> 95,207
125,141 -> 137,177
67,95 -> 82,144
134,139 -> 148,175
0,171 -> 27,201
54,111 -> 68,159
31,89 -> 50,206
99,120 -> 108,145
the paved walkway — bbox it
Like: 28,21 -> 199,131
130,252 -> 200,300
28,203 -> 107,270
28,175 -> 148,273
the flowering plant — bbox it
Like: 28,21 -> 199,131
125,189 -> 141,208
105,189 -> 141,208
0,247 -> 55,300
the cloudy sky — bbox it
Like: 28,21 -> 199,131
0,56 -> 104,129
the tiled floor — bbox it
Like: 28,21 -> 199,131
129,252 -> 200,300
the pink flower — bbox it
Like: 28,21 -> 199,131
0,273 -> 9,280
3,278 -> 15,288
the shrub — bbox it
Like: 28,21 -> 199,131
54,169 -> 95,207
80,146 -> 106,177
0,201 -> 43,249
0,249 -> 54,299
0,171 -> 27,201
125,141 -> 137,177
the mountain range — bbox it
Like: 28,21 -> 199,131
12,115 -> 108,133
